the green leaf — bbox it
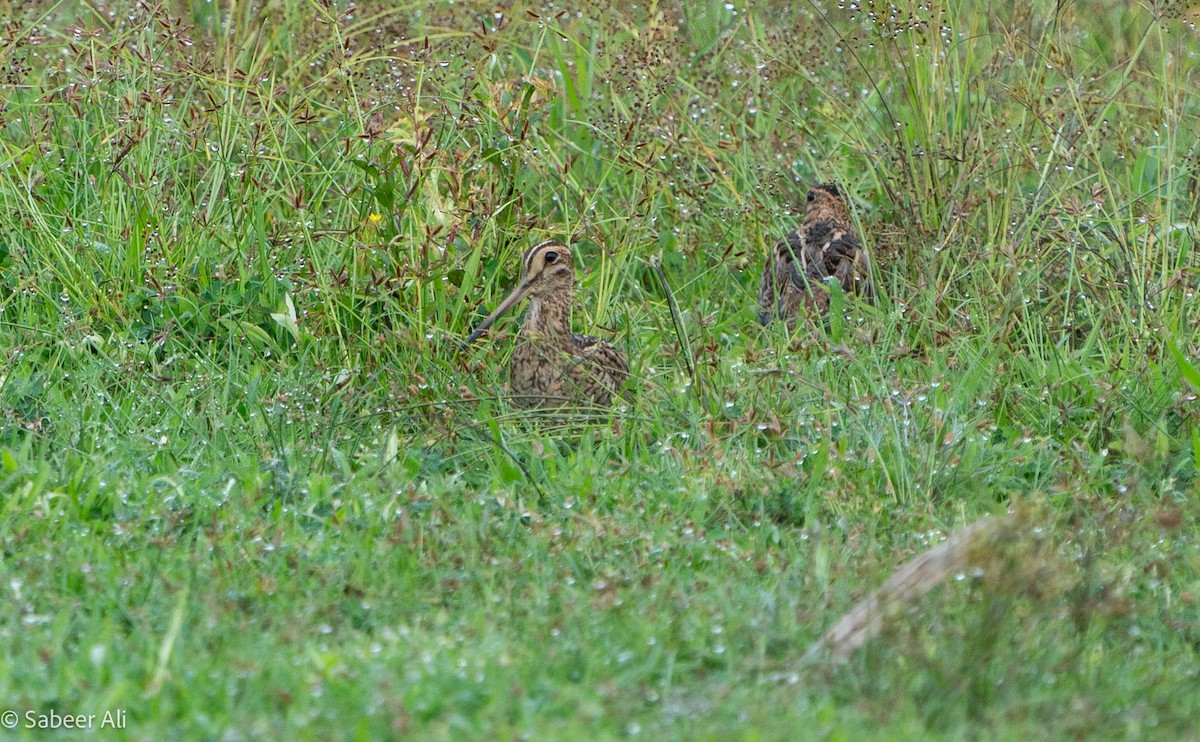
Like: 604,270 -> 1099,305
221,319 -> 275,350
1166,337 -> 1200,390
826,277 -> 845,344
349,160 -> 379,177
270,293 -> 301,343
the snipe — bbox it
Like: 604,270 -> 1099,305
462,240 -> 628,408
758,183 -> 873,328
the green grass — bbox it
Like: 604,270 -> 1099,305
1,0 -> 1199,738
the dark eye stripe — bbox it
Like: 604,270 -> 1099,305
520,240 -> 570,274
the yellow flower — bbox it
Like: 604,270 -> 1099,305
368,212 -> 383,224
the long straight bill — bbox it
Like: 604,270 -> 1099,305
460,279 -> 532,349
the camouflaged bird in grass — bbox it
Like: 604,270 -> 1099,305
758,184 -> 873,329
462,240 -> 628,408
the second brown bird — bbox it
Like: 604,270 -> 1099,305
758,183 -> 873,329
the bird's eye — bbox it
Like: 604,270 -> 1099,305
806,191 -> 816,203
544,251 -> 559,264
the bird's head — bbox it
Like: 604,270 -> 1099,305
804,183 -> 851,223
461,241 -> 575,347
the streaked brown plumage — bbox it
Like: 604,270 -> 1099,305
461,240 -> 628,408
758,183 -> 873,329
